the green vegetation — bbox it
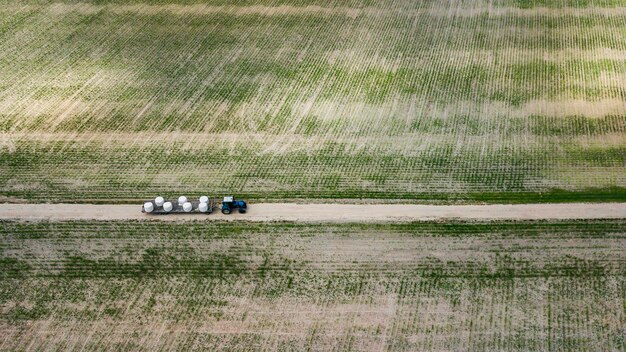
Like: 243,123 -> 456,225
0,0 -> 625,202
1,2 -> 624,350
1,139 -> 624,202
1,220 -> 625,349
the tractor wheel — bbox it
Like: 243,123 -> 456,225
222,208 -> 231,214
238,208 -> 246,214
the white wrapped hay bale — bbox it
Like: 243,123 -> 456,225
199,196 -> 209,203
183,202 -> 193,212
198,202 -> 209,213
143,202 -> 154,213
154,196 -> 164,206
178,196 -> 187,205
163,202 -> 173,212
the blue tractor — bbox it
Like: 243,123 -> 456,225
221,196 -> 247,214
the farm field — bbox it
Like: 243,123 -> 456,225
2,0 -> 625,350
1,220 -> 625,350
1,0 -> 626,203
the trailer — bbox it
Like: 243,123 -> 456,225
142,196 -> 216,215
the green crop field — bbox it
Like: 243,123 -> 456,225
1,220 -> 624,350
2,1 -> 625,350
1,0 -> 625,203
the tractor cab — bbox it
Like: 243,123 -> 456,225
221,196 -> 247,214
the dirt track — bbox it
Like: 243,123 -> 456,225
1,202 -> 625,222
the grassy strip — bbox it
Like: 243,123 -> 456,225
1,141 -> 624,203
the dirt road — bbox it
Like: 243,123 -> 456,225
1,202 -> 625,222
